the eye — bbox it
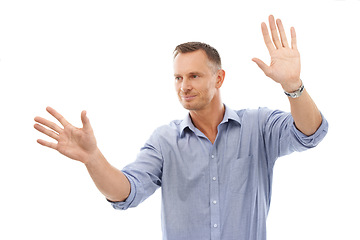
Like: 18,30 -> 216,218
175,76 -> 182,81
192,75 -> 199,79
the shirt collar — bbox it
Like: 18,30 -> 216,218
179,104 -> 241,137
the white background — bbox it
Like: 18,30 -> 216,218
1,0 -> 359,239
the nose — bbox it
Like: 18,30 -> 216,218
180,78 -> 192,93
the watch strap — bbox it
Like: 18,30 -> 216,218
284,81 -> 304,98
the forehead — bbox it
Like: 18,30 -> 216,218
173,50 -> 212,74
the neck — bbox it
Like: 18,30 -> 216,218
189,99 -> 225,144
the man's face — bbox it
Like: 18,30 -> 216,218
173,50 -> 223,111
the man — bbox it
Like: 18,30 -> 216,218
34,15 -> 328,239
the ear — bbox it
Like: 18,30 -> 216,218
215,69 -> 225,88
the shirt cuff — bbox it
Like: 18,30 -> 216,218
106,172 -> 136,210
291,112 -> 328,148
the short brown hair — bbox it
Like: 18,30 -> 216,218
173,42 -> 222,70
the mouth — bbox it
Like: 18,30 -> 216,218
181,95 -> 197,101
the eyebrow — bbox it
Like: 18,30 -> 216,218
188,72 -> 203,76
174,71 -> 203,76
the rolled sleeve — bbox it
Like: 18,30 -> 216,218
290,112 -> 329,150
263,108 -> 329,161
107,128 -> 163,211
107,172 -> 137,210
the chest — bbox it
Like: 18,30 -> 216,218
161,122 -> 264,189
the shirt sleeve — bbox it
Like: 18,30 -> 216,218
108,129 -> 164,210
261,108 -> 328,163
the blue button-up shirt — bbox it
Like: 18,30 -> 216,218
109,106 -> 328,240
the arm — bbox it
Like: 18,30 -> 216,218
252,15 -> 322,136
84,149 -> 131,202
287,89 -> 322,136
34,107 -> 130,202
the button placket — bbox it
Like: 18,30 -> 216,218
209,152 -> 221,239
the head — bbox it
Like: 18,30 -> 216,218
173,42 -> 225,111
174,42 -> 222,73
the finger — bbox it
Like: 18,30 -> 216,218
269,15 -> 282,49
276,18 -> 289,48
34,123 -> 60,141
46,106 -> 70,127
34,116 -> 62,133
291,27 -> 297,50
261,22 -> 276,53
81,110 -> 92,131
252,58 -> 271,76
37,139 -> 58,150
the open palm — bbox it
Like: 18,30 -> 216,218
253,15 -> 302,92
34,107 -> 97,164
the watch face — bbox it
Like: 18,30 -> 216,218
284,83 -> 304,98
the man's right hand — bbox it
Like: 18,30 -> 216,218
34,107 -> 98,164
34,107 -> 131,201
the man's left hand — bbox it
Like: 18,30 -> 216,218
252,15 -> 302,92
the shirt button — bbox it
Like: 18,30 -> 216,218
211,155 -> 215,159
212,200 -> 217,204
212,177 -> 217,181
213,224 -> 218,228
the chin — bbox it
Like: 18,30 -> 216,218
180,103 -> 192,110
179,102 -> 193,110
180,101 -> 203,111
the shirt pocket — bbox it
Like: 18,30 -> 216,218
229,155 -> 255,194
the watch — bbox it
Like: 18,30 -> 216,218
284,81 -> 304,98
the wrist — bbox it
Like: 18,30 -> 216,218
281,79 -> 302,93
283,80 -> 304,98
83,147 -> 103,166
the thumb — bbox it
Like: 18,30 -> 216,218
252,58 -> 270,76
81,110 -> 92,130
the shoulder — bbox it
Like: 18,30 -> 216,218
233,107 -> 292,129
151,119 -> 184,139
234,107 -> 277,121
